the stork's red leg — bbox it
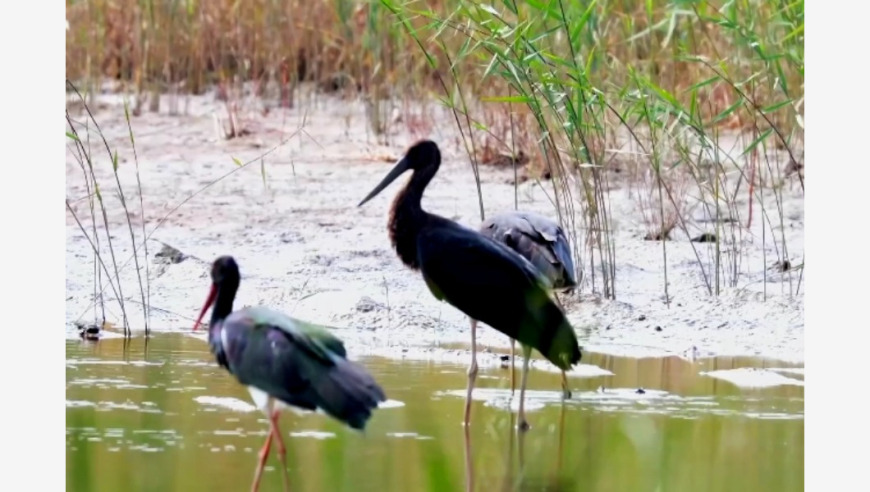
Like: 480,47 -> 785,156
269,410 -> 291,492
464,318 -> 479,427
250,426 -> 274,492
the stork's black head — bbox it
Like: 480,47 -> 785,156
210,255 -> 241,286
193,255 -> 241,331
402,140 -> 441,170
358,140 -> 441,207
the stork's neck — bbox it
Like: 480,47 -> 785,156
389,165 -> 437,269
209,281 -> 238,337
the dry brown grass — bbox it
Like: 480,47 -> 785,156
66,0 -> 443,104
66,0 -> 802,135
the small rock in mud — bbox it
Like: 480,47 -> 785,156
348,249 -> 383,259
355,296 -> 383,313
154,243 -> 187,264
75,321 -> 101,341
655,326 -> 663,332
643,230 -> 672,241
691,233 -> 718,243
637,315 -> 647,321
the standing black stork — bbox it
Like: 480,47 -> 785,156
192,255 -> 387,492
357,140 -> 582,431
479,210 -> 578,399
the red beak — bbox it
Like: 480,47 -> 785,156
192,284 -> 217,332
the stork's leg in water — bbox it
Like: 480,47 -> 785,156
269,409 -> 291,492
517,419 -> 528,469
561,371 -> 572,400
517,344 -> 532,432
250,424 -> 274,492
510,338 -> 516,396
464,318 -> 479,427
463,423 -> 474,492
554,398 -> 567,475
553,294 -> 572,400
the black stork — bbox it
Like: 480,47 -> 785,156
357,140 -> 582,431
479,210 -> 578,399
192,255 -> 387,492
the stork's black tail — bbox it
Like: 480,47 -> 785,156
522,291 -> 583,371
541,313 -> 583,370
309,357 -> 387,430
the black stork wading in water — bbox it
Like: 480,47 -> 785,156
357,140 -> 582,431
479,210 -> 579,399
192,255 -> 387,492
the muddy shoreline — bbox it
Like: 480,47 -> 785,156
65,88 -> 804,366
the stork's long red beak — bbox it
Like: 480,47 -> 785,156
192,284 -> 217,331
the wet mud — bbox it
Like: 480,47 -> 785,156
65,87 -> 804,366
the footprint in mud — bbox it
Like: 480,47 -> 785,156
279,231 -> 303,244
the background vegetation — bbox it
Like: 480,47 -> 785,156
66,0 -> 804,332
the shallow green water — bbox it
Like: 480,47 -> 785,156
66,334 -> 803,492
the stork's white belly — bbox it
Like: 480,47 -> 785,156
246,386 -> 272,411
246,385 -> 292,413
